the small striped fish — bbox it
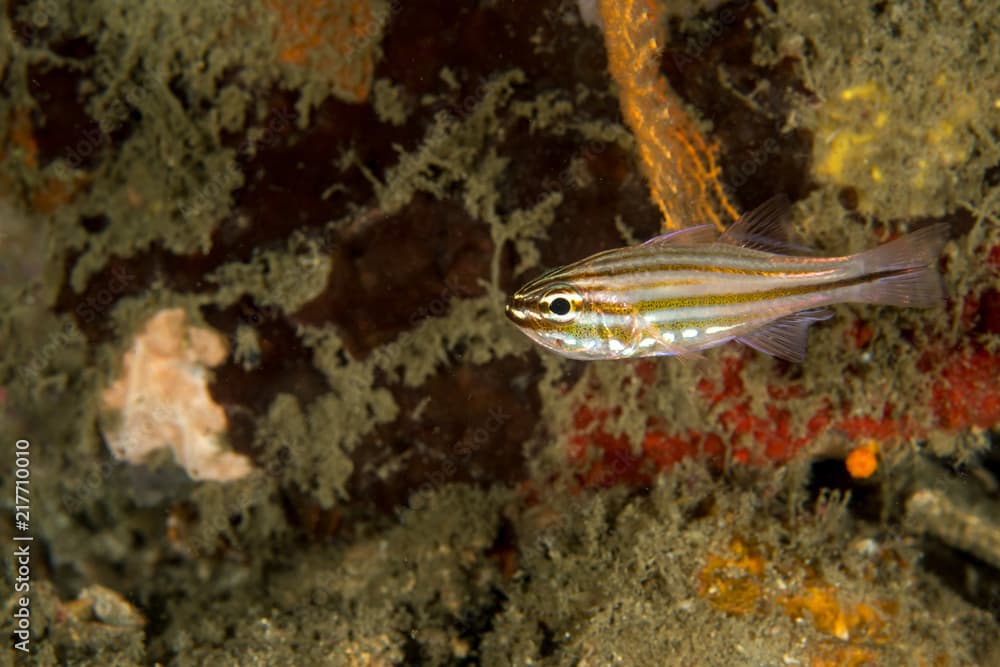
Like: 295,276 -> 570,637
505,197 -> 947,362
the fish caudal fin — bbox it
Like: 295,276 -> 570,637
855,223 -> 948,308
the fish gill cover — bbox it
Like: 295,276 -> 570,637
0,0 -> 999,665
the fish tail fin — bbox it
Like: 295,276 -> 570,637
854,223 -> 948,308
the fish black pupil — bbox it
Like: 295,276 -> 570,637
550,297 -> 571,316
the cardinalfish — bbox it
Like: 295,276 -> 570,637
505,197 -> 947,362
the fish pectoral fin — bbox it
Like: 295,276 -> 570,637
736,309 -> 833,362
642,224 -> 719,247
718,195 -> 816,255
638,324 -> 698,359
670,348 -> 707,362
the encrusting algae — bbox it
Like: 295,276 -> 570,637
698,537 -> 892,642
266,0 -> 385,104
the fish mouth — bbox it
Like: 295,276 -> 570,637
504,299 -> 529,325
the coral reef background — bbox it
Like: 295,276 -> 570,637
1,0 -> 1000,665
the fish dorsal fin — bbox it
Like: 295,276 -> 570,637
736,309 -> 833,362
719,195 -> 814,255
642,224 -> 718,247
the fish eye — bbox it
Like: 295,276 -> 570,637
550,297 -> 571,316
540,287 -> 580,323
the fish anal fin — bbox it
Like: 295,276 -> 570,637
642,224 -> 718,247
719,195 -> 815,255
736,309 -> 833,362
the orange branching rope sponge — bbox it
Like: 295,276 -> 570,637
597,0 -> 738,231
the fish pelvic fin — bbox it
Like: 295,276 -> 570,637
737,309 -> 834,362
855,223 -> 948,308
